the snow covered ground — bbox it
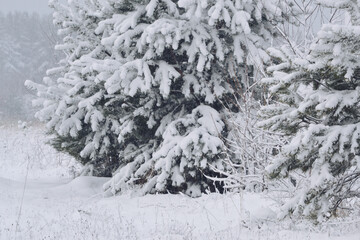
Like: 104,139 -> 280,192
1,123 -> 360,239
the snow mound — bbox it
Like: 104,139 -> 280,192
49,176 -> 110,198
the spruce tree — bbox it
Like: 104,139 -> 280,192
261,0 -> 360,220
27,0 -> 293,196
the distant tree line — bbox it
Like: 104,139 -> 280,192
0,12 -> 59,121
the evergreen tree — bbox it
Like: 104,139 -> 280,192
28,0 -> 116,176
27,0 -> 292,196
261,0 -> 360,221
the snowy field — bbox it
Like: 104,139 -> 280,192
1,123 -> 360,240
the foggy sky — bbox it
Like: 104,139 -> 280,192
0,0 -> 51,14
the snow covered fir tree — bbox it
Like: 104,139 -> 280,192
26,0 -> 294,197
4,0 -> 360,238
261,0 -> 360,221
